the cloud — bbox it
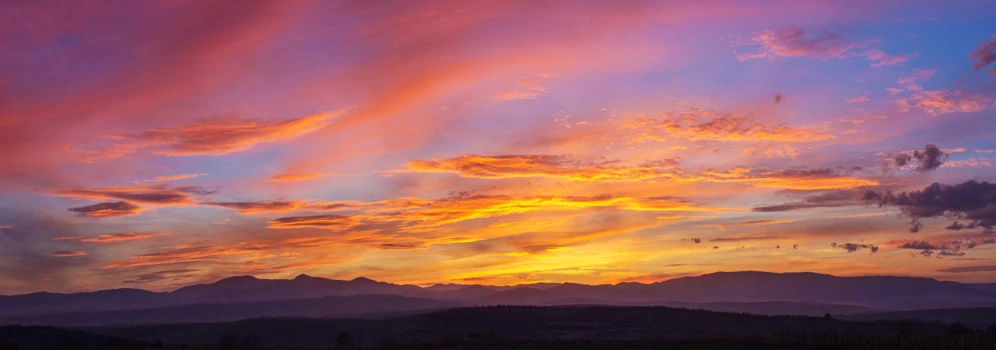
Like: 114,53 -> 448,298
121,269 -> 199,284
0,224 -> 11,230
753,190 -> 862,212
884,144 -> 948,173
493,74 -> 550,101
267,173 -> 344,182
738,28 -> 860,61
103,245 -> 259,268
897,240 -> 976,258
937,265 -> 996,273
404,155 -> 874,190
403,155 -> 680,183
53,185 -> 212,205
51,236 -> 83,241
698,219 -> 794,229
737,27 -> 908,67
862,49 -> 911,68
379,241 -> 429,250
710,235 -> 781,242
269,214 -> 363,230
269,194 -> 729,234
701,167 -> 876,190
84,113 -> 334,160
831,242 -> 879,253
141,173 -> 207,182
897,69 -> 935,91
969,34 -> 996,77
897,90 -> 990,115
81,232 -> 169,243
846,96 -> 869,103
202,200 -> 365,214
620,109 -> 835,143
864,180 -> 996,233
51,250 -> 87,257
68,201 -> 145,218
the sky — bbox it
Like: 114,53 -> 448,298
2,0 -> 996,294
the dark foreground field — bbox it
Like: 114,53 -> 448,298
4,306 -> 996,349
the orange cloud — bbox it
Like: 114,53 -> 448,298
80,232 -> 169,243
142,173 -> 207,182
493,74 -> 551,101
52,251 -> 86,257
403,155 -> 680,182
897,90 -> 991,115
69,201 -> 145,218
103,245 -> 259,268
620,109 -> 834,143
698,219 -> 795,229
402,155 -> 875,190
828,211 -> 891,219
268,194 -> 730,233
267,173 -> 345,182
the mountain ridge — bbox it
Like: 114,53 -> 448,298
2,271 -> 994,321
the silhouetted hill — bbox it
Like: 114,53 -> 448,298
844,307 -> 996,328
0,294 -> 459,327
87,306 -> 953,348
0,325 -> 149,348
171,274 -> 426,303
0,288 -> 172,316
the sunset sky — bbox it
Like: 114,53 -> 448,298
2,0 -> 996,294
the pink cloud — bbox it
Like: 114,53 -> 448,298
738,27 -> 910,68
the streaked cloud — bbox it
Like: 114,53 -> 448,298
737,27 -> 909,67
267,173 -> 345,182
82,113 -> 335,160
69,202 -> 145,218
81,232 -> 169,243
52,251 -> 87,257
52,185 -> 211,205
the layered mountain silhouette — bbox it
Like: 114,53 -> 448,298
2,271 -> 995,327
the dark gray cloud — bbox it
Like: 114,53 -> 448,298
937,265 -> 996,273
864,180 -> 996,233
831,242 -> 879,253
969,34 -> 996,77
122,269 -> 199,284
753,190 -> 860,212
69,201 -> 143,218
884,144 -> 947,173
896,240 -> 977,258
773,93 -> 783,104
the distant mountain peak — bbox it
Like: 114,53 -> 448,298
293,274 -> 315,280
217,275 -> 259,282
351,277 -> 377,283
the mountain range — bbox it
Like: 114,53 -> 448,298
2,271 -> 995,327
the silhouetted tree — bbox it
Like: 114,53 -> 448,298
986,324 -> 996,335
823,313 -> 832,320
335,332 -> 356,350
